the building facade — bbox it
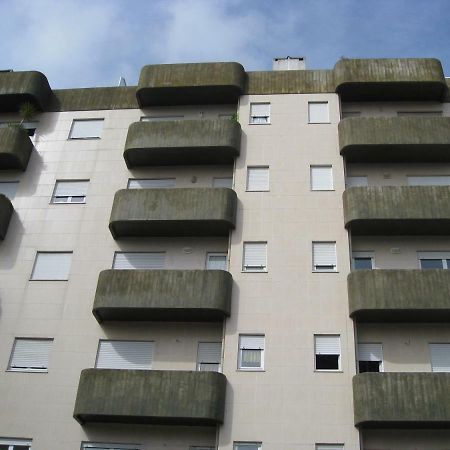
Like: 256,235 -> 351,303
0,57 -> 449,450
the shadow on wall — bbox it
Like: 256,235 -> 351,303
0,211 -> 24,270
18,145 -> 44,198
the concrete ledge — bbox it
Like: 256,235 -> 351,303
124,119 -> 241,167
109,188 -> 237,238
0,126 -> 34,171
137,62 -> 246,106
339,117 -> 450,163
334,58 -> 446,101
343,186 -> 450,235
93,269 -> 232,322
0,194 -> 13,240
353,373 -> 450,428
0,71 -> 52,111
74,369 -> 227,425
348,270 -> 450,322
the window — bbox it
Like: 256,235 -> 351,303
312,242 -> 337,272
112,252 -> 165,270
358,343 -> 383,373
314,335 -> 341,371
315,445 -> 344,450
213,177 -> 233,188
397,111 -> 442,117
95,340 -> 153,370
418,252 -> 450,269
8,338 -> 52,372
140,115 -> 184,122
30,252 -> 72,280
234,443 -> 262,450
342,111 -> 361,118
238,335 -> 265,370
51,180 -> 89,203
308,102 -> 329,123
310,165 -> 333,191
68,119 -> 104,139
250,103 -> 270,124
0,438 -> 32,450
243,242 -> 267,272
407,176 -> 450,186
352,251 -> 374,270
430,344 -> 450,372
81,443 -> 140,450
346,176 -> 368,187
247,167 -> 269,191
127,178 -> 175,189
197,342 -> 222,372
0,181 -> 19,200
206,252 -> 227,270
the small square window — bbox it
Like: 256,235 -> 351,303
312,242 -> 337,272
68,119 -> 104,139
8,338 -> 53,372
315,335 -> 341,371
247,167 -> 269,191
238,335 -> 265,370
234,443 -> 262,450
51,180 -> 89,204
0,438 -> 32,450
250,103 -> 270,124
206,252 -> 227,270
243,242 -> 267,272
310,165 -> 333,191
308,102 -> 329,124
197,342 -> 222,372
358,343 -> 383,373
30,252 -> 72,280
352,251 -> 374,270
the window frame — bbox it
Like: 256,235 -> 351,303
196,341 -> 222,372
352,251 -> 375,270
205,252 -> 228,271
0,438 -> 32,450
238,334 -> 265,371
314,334 -> 341,372
94,339 -> 154,370
242,241 -> 268,273
249,102 -> 271,125
308,101 -> 330,124
310,165 -> 334,191
357,342 -> 383,373
30,251 -> 73,281
68,118 -> 104,140
312,242 -> 337,273
7,338 -> 53,373
50,179 -> 89,204
246,166 -> 270,192
417,251 -> 450,269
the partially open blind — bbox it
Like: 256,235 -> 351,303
243,242 -> 267,270
113,252 -> 165,270
10,338 -> 52,370
240,335 -> 265,349
250,103 -> 270,117
313,242 -> 337,269
358,343 -> 382,361
430,344 -> 450,372
315,335 -> 340,355
96,340 -> 153,370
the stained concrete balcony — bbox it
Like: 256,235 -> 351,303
334,58 -> 446,101
93,269 -> 232,322
339,117 -> 450,163
0,126 -> 34,170
136,62 -> 246,106
74,369 -> 226,425
343,186 -> 450,235
353,373 -> 450,428
0,70 -> 52,111
348,269 -> 450,322
124,119 -> 241,167
0,194 -> 13,240
109,188 -> 237,239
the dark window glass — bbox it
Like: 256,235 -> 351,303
353,257 -> 373,270
315,354 -> 339,370
420,259 -> 444,269
358,360 -> 380,373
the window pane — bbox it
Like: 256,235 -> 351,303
420,259 -> 444,269
206,254 -> 227,270
31,252 -> 72,280
241,349 -> 261,367
69,119 -> 104,139
315,354 -> 339,370
353,257 -> 373,270
358,360 -> 381,373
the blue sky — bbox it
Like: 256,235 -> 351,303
1,0 -> 449,89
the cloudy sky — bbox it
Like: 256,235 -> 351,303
1,0 -> 449,89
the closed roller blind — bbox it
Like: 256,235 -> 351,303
31,252 -> 72,280
346,176 -> 368,187
0,181 -> 19,200
358,343 -> 382,362
10,338 -> 52,370
430,344 -> 450,372
240,335 -> 265,349
311,166 -> 333,190
96,340 -> 153,370
308,102 -> 329,123
69,119 -> 104,138
243,242 -> 267,270
407,176 -> 450,186
197,342 -> 221,364
213,177 -> 233,188
315,335 -> 340,355
54,180 -> 89,197
313,242 -> 337,267
247,167 -> 269,191
250,103 -> 270,117
113,252 -> 165,270
128,178 -> 175,189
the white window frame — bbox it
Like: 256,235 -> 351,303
246,166 -> 269,192
352,251 -> 375,270
417,251 -> 450,269
81,443 -> 141,450
234,442 -> 262,450
308,101 -> 330,124
51,180 -> 89,204
238,335 -> 265,371
242,242 -> 268,273
7,338 -> 53,373
30,251 -> 73,281
205,252 -> 228,271
0,438 -> 32,450
68,118 -> 104,139
312,242 -> 337,273
249,103 -> 270,125
310,165 -> 334,191
314,334 -> 341,372
357,342 -> 384,373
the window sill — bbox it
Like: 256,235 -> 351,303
242,270 -> 268,273
237,369 -> 265,372
7,368 -> 48,373
314,369 -> 343,373
249,122 -> 271,126
312,270 -> 339,273
246,190 -> 270,192
29,278 -> 69,281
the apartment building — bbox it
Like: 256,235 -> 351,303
0,57 -> 449,450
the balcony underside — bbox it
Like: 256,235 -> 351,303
0,194 -> 13,240
0,126 -> 34,170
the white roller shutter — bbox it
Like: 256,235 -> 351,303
69,119 -> 104,138
31,252 -> 72,280
430,344 -> 450,372
308,102 -> 329,123
9,338 -> 52,371
213,177 -> 233,188
250,103 -> 270,122
311,166 -> 333,190
358,343 -> 382,362
206,253 -> 227,270
113,252 -> 165,270
407,176 -> 450,186
316,445 -> 343,450
128,178 -> 175,189
197,342 -> 222,371
96,340 -> 153,370
0,181 -> 19,200
54,180 -> 89,197
346,176 -> 368,187
247,167 -> 269,191
240,335 -> 265,349
313,242 -> 337,270
243,242 -> 267,271
315,335 -> 340,355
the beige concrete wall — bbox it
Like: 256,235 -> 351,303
341,100 -> 450,117
362,429 -> 450,450
357,323 -> 450,372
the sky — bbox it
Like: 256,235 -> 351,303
0,0 -> 449,89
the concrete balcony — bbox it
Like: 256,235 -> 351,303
353,373 -> 450,428
93,269 -> 232,322
0,126 -> 34,170
124,119 -> 241,167
0,70 -> 52,111
136,62 -> 246,106
74,369 -> 226,425
343,186 -> 450,235
348,269 -> 450,322
334,58 -> 446,101
339,117 -> 450,163
109,188 -> 237,239
0,194 -> 13,240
